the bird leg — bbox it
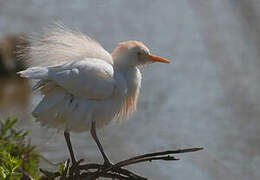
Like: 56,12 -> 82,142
90,121 -> 113,167
64,130 -> 82,179
64,130 -> 77,165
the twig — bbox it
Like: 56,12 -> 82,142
81,172 -> 130,180
116,147 -> 203,167
79,164 -> 147,179
88,147 -> 203,179
62,147 -> 204,179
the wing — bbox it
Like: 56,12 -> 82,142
18,59 -> 116,99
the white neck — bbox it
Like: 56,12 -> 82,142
114,65 -> 142,98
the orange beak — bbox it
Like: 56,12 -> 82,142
146,54 -> 170,64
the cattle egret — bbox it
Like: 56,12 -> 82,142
18,26 -> 170,167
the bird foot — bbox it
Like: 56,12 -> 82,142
69,159 -> 84,179
71,158 -> 84,168
102,159 -> 113,169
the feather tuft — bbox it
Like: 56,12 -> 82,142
19,24 -> 112,67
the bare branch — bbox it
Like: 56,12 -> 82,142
87,147 -> 203,179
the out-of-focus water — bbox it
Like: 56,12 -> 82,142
1,0 -> 260,179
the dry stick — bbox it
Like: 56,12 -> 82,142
112,168 -> 147,180
79,163 -> 101,170
79,147 -> 202,170
81,172 -> 130,180
79,156 -> 177,179
90,147 -> 203,179
120,155 -> 179,165
90,155 -> 177,179
62,131 -> 203,179
113,147 -> 203,168
79,164 -> 147,180
118,147 -> 203,165
70,147 -> 203,179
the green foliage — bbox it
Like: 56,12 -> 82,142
0,116 -> 40,179
58,160 -> 70,179
40,160 -> 70,180
0,153 -> 22,180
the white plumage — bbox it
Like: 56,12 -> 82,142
18,25 -> 170,132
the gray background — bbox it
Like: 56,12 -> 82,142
0,0 -> 260,179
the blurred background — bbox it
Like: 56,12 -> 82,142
0,0 -> 260,179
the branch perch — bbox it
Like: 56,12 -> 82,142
71,147 -> 203,180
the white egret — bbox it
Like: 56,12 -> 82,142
18,26 -> 170,167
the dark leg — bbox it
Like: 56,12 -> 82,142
90,121 -> 112,166
64,130 -> 77,164
64,130 -> 83,179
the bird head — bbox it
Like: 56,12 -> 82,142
112,41 -> 170,67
